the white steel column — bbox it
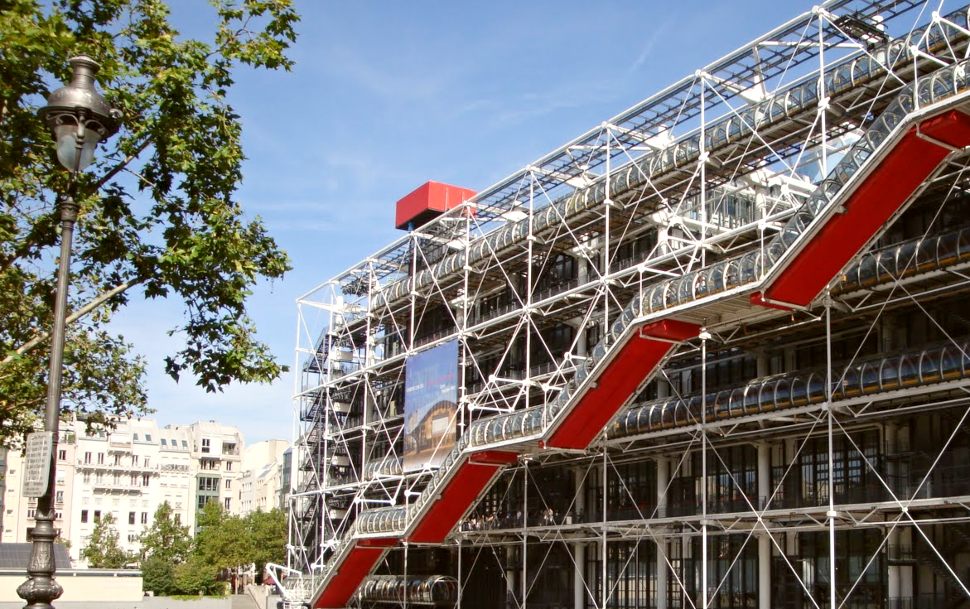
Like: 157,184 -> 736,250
824,294 -> 836,609
700,328 -> 711,609
656,457 -> 669,609
758,535 -> 771,609
756,351 -> 768,378
526,177 -> 534,415
506,558 -> 517,609
601,447 -> 608,609
885,422 -> 900,603
757,442 -> 771,609
757,442 -> 770,512
699,81 -> 711,609
602,129 -> 612,341
887,526 -> 900,602
523,463 -> 529,609
657,457 -> 669,520
574,466 -> 586,609
573,543 -> 586,609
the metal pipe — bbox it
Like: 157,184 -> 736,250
700,328 -> 710,609
825,292 -> 836,609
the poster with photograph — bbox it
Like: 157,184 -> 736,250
403,340 -> 459,472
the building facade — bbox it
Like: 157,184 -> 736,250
167,420 -> 245,516
2,418 -> 249,565
3,429 -> 76,548
286,3 -> 970,609
237,439 -> 289,515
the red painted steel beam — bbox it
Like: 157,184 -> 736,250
469,450 -> 519,466
314,540 -> 396,608
642,319 -> 703,342
763,110 -> 970,307
407,457 -> 510,543
547,321 -> 700,449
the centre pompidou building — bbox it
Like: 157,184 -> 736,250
276,2 -> 970,608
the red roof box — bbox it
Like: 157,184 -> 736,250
395,181 -> 475,231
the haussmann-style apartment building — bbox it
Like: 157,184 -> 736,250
281,3 -> 970,609
0,418 -> 286,565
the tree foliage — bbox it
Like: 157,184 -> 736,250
193,503 -> 286,582
81,513 -> 131,568
174,555 -> 223,596
142,555 -> 177,596
194,500 -> 252,571
140,501 -> 192,563
139,502 -> 287,595
0,0 -> 298,444
247,507 -> 286,581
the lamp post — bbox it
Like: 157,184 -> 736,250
17,56 -> 120,609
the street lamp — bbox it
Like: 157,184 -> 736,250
18,56 -> 121,609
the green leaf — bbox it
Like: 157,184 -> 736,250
0,0 -> 298,445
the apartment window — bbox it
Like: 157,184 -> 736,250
174,513 -> 181,525
133,434 -> 139,441
81,510 -> 88,523
97,453 -> 104,465
197,495 -> 216,510
128,511 -> 136,525
145,434 -> 152,442
55,491 -> 63,505
57,449 -> 66,461
95,472 -> 104,483
225,479 -> 231,490
84,452 -> 91,464
142,474 -> 150,486
226,461 -> 232,471
94,510 -> 101,522
201,438 -> 211,454
161,439 -> 167,447
141,512 -> 148,525
131,474 -> 138,486
113,454 -> 121,466
83,472 -> 90,483
143,457 -> 150,468
113,473 -> 121,485
182,440 -> 188,448
198,477 -> 219,492
131,455 -> 139,467
27,509 -> 35,518
223,497 -> 231,510
128,534 -> 138,542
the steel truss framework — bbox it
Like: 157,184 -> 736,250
278,2 -> 970,609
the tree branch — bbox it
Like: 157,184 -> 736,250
93,137 -> 152,191
0,137 -> 150,277
2,279 -> 140,366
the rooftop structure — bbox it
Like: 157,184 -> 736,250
282,3 -> 970,608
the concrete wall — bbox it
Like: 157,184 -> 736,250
0,569 -> 142,603
246,583 -> 268,609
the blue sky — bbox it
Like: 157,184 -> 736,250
111,0 -> 817,445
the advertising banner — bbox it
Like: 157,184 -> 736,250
403,340 -> 459,472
